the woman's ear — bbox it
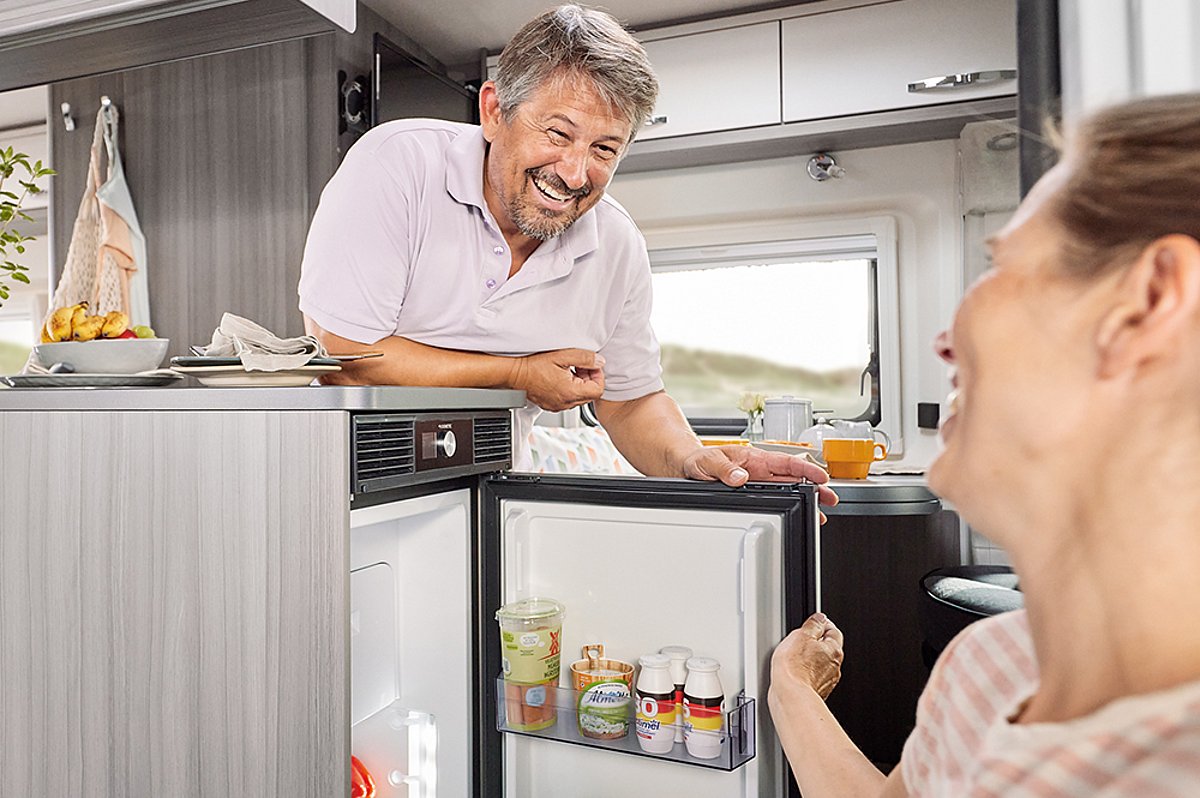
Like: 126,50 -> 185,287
1096,235 -> 1200,378
478,81 -> 503,142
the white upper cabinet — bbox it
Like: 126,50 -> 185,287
298,0 -> 355,32
782,0 -> 1017,123
638,22 -> 782,141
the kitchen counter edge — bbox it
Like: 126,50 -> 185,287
0,385 -> 527,411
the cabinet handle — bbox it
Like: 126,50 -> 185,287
644,114 -> 668,126
907,69 -> 1017,93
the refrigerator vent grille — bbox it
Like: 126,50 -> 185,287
473,415 -> 512,465
352,416 -> 415,491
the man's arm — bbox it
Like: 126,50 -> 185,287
306,318 -> 605,412
595,393 -> 839,509
593,391 -> 703,478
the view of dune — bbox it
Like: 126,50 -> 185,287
0,341 -> 29,377
659,343 -> 867,417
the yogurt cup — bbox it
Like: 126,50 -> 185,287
496,597 -> 565,731
571,644 -> 634,740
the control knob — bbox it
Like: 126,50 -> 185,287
436,429 -> 457,458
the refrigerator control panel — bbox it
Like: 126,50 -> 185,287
350,411 -> 512,495
415,417 -> 474,471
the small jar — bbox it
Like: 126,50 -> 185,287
635,654 -> 676,754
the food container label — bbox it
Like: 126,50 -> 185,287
683,695 -> 724,733
635,689 -> 676,740
501,626 -> 562,683
578,681 -> 631,739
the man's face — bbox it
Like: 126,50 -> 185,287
480,74 -> 632,242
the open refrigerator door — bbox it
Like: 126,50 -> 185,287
479,475 -> 818,798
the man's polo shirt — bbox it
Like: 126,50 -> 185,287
298,119 -> 665,409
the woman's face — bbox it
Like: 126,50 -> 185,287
927,165 -> 1114,532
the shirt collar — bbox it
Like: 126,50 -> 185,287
445,125 -> 599,263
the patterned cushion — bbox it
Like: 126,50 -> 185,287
527,426 -> 638,475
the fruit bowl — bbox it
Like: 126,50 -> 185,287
33,339 -> 170,374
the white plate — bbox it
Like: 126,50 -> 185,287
752,440 -> 823,459
170,363 -> 341,387
1,372 -> 184,388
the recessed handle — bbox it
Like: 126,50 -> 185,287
907,69 -> 1017,93
644,114 -> 668,126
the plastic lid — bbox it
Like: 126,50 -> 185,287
638,653 -> 671,669
686,656 -> 720,672
494,597 -> 565,622
660,645 -> 693,662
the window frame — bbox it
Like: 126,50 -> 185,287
633,216 -> 904,455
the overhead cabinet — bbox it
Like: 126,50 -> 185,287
638,22 -> 781,141
781,0 -> 1017,123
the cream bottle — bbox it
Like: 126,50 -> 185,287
683,656 -> 724,760
660,645 -> 693,744
634,654 -> 676,754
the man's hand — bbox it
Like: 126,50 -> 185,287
771,613 -> 845,701
681,445 -> 839,519
511,349 -> 606,412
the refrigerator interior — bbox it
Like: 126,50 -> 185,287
500,498 -> 784,798
350,489 -> 474,798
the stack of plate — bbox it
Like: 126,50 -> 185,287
168,356 -> 341,387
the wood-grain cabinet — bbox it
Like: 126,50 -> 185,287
781,0 -> 1017,123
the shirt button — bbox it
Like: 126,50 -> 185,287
485,279 -> 497,288
493,246 -> 504,255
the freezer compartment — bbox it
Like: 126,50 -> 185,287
352,700 -> 437,797
494,676 -> 756,772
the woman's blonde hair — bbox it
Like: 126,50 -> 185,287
1054,93 -> 1200,276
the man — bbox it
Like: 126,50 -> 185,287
299,4 -> 836,506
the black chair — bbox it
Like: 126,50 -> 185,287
918,565 -> 1024,669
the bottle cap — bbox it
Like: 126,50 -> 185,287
638,654 -> 671,669
660,645 -> 693,662
686,656 -> 720,673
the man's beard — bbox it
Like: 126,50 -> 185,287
505,167 -> 592,241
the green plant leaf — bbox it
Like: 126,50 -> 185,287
11,272 -> 29,284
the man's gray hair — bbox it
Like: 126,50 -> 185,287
494,4 -> 659,140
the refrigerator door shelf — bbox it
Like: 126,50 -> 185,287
494,676 -> 756,772
352,699 -> 437,798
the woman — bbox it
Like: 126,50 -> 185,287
770,93 -> 1200,796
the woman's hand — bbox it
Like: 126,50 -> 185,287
771,612 -> 845,700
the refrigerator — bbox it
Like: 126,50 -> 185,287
478,474 -> 818,798
348,447 -> 817,798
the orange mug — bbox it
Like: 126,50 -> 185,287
822,437 -> 887,479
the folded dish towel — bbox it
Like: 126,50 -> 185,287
201,313 -> 327,371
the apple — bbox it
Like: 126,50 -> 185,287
118,329 -> 138,339
132,325 -> 156,339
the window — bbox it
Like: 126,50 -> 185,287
647,229 -> 897,438
0,298 -> 37,375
